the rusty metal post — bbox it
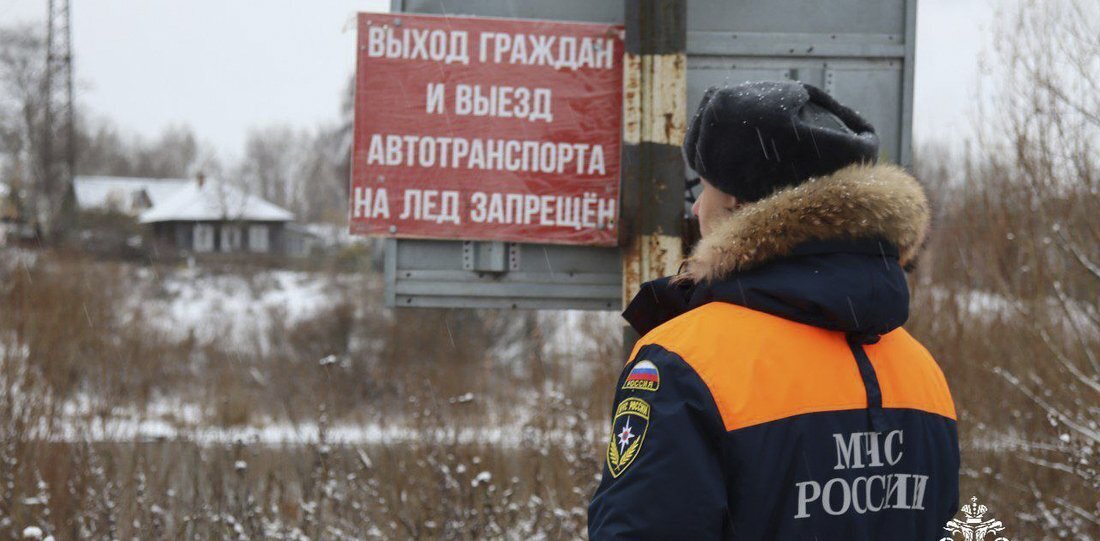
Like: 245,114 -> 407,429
620,0 -> 687,353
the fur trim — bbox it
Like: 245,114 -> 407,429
680,163 -> 930,283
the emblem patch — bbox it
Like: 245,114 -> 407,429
606,397 -> 650,478
622,360 -> 660,392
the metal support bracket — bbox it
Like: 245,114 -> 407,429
462,240 -> 512,273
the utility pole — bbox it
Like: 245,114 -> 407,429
620,0 -> 687,350
42,0 -> 76,240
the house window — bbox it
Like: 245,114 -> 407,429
248,225 -> 270,253
220,225 -> 242,252
193,224 -> 215,253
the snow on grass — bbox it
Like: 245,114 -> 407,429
134,267 -> 359,352
539,310 -> 619,359
42,415 -> 600,449
926,285 -> 1098,338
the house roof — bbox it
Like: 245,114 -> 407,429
139,180 -> 294,223
74,176 -> 191,215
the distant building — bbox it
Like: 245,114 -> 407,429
138,176 -> 297,256
283,223 -> 324,257
74,175 -> 191,216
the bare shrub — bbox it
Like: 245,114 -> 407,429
908,1 -> 1098,536
0,253 -> 181,405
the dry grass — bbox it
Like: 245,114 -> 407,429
1,431 -> 600,539
0,247 -> 622,539
906,147 -> 1099,538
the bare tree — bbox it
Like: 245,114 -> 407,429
295,123 -> 351,223
236,121 -> 349,223
296,75 -> 354,223
979,0 -> 1099,533
230,76 -> 354,223
237,125 -> 307,209
76,118 -> 203,179
0,24 -> 47,225
130,125 -> 200,178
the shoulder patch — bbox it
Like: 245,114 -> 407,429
622,359 -> 660,392
606,397 -> 650,478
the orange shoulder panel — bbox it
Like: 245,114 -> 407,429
865,328 -> 957,420
631,302 -> 956,431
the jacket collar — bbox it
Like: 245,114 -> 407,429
625,163 -> 930,340
679,162 -> 929,283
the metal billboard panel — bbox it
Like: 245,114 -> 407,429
386,0 -> 916,310
685,0 -> 916,166
393,0 -> 625,24
385,238 -> 621,310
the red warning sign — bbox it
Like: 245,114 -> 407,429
351,13 -> 624,246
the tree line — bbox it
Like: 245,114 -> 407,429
0,23 -> 352,228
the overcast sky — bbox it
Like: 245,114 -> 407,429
2,0 -> 997,160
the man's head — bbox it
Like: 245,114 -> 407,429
684,81 -> 879,236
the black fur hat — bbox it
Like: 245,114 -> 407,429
683,81 -> 879,202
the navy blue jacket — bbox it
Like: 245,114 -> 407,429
588,163 -> 960,540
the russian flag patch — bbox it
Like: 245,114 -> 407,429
622,360 -> 660,392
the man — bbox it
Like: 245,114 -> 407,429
588,81 -> 960,540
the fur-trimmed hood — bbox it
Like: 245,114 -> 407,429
680,162 -> 930,283
623,163 -> 930,339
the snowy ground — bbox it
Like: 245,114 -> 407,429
127,265 -> 372,353
126,264 -> 621,357
927,284 -> 1098,339
45,416 -> 600,449
48,393 -> 600,448
27,260 -> 618,446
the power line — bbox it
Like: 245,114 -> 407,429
42,0 -> 75,238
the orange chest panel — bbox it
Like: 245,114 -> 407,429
630,302 -> 956,432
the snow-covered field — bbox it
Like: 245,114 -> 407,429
50,389 -> 600,449
45,415 -> 599,449
128,266 -> 368,352
7,256 -> 619,448
124,263 -> 621,358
